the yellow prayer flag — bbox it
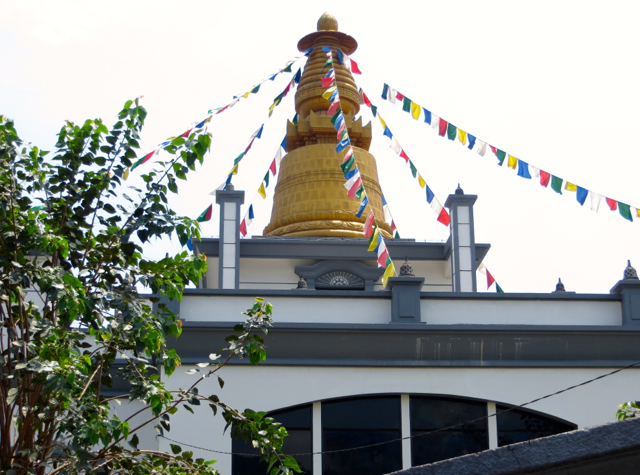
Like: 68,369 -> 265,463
381,261 -> 396,287
367,228 -> 380,252
379,116 -> 387,130
123,167 -> 130,181
458,130 -> 467,145
507,155 -> 517,169
242,91 -> 251,98
258,183 -> 267,199
636,208 -> 640,218
231,164 -> 238,175
565,182 -> 577,192
418,175 -> 426,188
410,102 -> 421,120
322,86 -> 337,100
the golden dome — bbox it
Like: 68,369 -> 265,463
317,12 -> 338,31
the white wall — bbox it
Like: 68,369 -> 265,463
155,364 -> 640,474
239,258 -> 315,290
109,399 -> 159,451
180,295 -> 391,324
422,299 -> 622,326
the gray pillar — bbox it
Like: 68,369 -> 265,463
610,280 -> 640,327
388,277 -> 425,323
444,189 -> 478,293
215,190 -> 244,289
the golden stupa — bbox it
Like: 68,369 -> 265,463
263,13 -> 393,238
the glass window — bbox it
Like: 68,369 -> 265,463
322,396 -> 402,475
232,404 -> 313,475
410,396 -> 488,466
496,405 -> 575,447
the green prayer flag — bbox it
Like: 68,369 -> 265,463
355,185 -> 365,200
368,224 -> 378,247
341,155 -> 355,174
619,202 -> 633,222
402,97 -> 411,113
496,283 -> 504,293
263,172 -> 269,188
497,149 -> 506,166
551,176 -> 563,194
331,109 -> 342,125
324,60 -> 333,68
292,114 -> 298,125
251,85 -> 260,94
371,105 -> 377,117
410,161 -> 417,178
447,123 -> 457,141
283,63 -> 292,73
394,230 -> 400,239
233,152 -> 246,165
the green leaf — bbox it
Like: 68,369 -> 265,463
218,376 -> 225,389
170,444 -> 182,454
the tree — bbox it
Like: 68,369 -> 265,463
0,102 -> 300,475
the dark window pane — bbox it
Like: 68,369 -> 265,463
233,404 -> 313,475
496,405 -> 575,447
322,396 -> 401,430
411,431 -> 488,466
323,430 -> 402,475
410,397 -> 488,467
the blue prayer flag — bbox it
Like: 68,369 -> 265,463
426,186 -> 434,204
423,108 -> 431,125
186,237 -> 193,251
294,68 -> 302,84
249,204 -> 255,220
322,46 -> 331,52
383,127 -> 393,139
280,135 -> 287,152
467,134 -> 476,150
269,73 -> 277,81
336,137 -> 351,153
356,196 -> 369,218
576,186 -> 589,206
344,167 -> 359,181
337,49 -> 344,65
517,160 -> 532,179
382,83 -> 389,100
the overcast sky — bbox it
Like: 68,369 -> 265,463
2,0 -> 639,294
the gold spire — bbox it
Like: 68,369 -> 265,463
263,14 -> 392,238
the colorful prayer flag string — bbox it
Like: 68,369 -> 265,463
380,83 -> 638,224
362,88 -> 451,227
321,48 -> 396,286
478,263 -> 505,293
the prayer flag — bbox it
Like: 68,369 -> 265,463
248,204 -> 255,223
606,198 -> 618,211
354,185 -> 365,200
322,86 -> 337,100
402,97 -> 411,113
383,127 -> 393,139
399,150 -> 409,163
321,46 -> 331,52
390,137 -> 402,155
195,116 -> 212,129
418,174 -> 426,188
409,161 -> 417,178
321,77 -> 335,88
496,283 -> 504,293
517,160 -> 531,179
382,195 -> 392,224
328,100 -> 341,116
251,84 -> 260,94
508,155 -> 517,169
347,177 -> 363,199
447,123 -> 457,141
343,148 -> 354,163
476,140 -> 486,156
341,154 -> 355,174
576,186 -> 588,205
377,241 -> 389,267
590,192 -> 601,211
242,91 -> 251,99
364,211 -> 375,237
275,147 -> 283,166
197,204 -> 213,222
258,183 -> 267,199
486,269 -> 495,289
131,149 -> 156,171
336,49 -> 344,64
411,101 -> 421,120
426,186 -> 435,204
251,124 -> 264,140
336,137 -> 351,153
423,108 -> 432,124
551,176 -> 563,194
458,130 -> 467,145
431,197 -> 450,226
356,195 -> 369,218
382,83 -> 389,100
361,90 -> 372,107
350,58 -> 362,74
432,115 -> 440,132
565,182 -> 577,192
496,149 -> 506,166
388,87 -> 397,104
269,158 -> 277,176
396,92 -> 404,101
540,170 -> 551,187
263,172 -> 269,188
439,119 -> 448,137
381,261 -> 396,287
467,134 -> 476,150
294,69 -> 302,84
239,219 -> 247,237
368,228 -> 381,251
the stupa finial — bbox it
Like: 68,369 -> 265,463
317,12 -> 338,31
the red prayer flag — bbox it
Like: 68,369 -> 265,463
486,270 -> 495,289
396,92 -> 404,101
350,58 -> 362,74
239,219 -> 248,237
283,83 -> 291,96
399,150 -> 409,163
347,178 -> 363,200
328,99 -> 341,116
606,198 -> 618,211
540,170 -> 551,187
489,145 -> 497,155
391,220 -> 397,231
437,208 -> 450,226
377,248 -> 389,267
438,119 -> 448,137
269,159 -> 277,176
361,90 -> 371,107
246,138 -> 255,152
364,212 -> 375,237
181,128 -> 193,138
321,77 -> 335,88
141,150 -> 155,164
216,105 -> 230,114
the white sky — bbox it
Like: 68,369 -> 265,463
2,0 -> 639,294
